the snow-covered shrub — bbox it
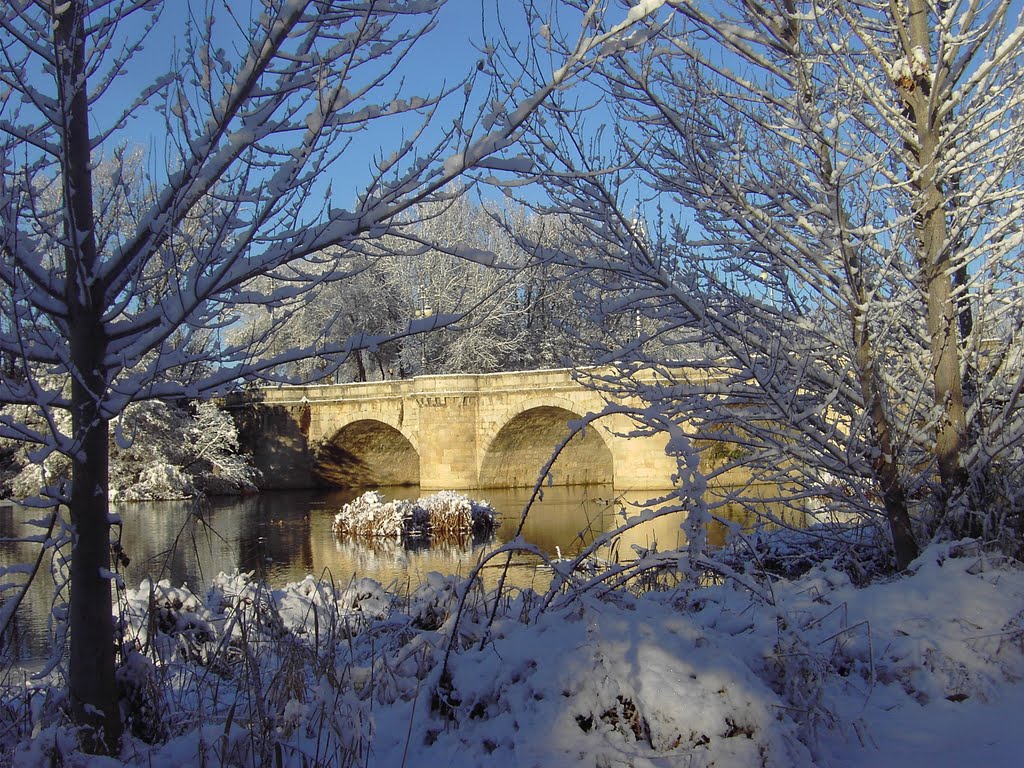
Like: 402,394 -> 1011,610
1,399 -> 255,503
719,521 -> 893,585
111,571 -> 393,763
8,458 -> 70,502
0,402 -> 72,500
420,490 -> 497,537
109,401 -> 192,501
116,463 -> 195,503
332,491 -> 413,538
332,490 -> 498,541
762,627 -> 834,751
116,650 -> 168,743
408,572 -> 461,630
272,574 -> 396,645
206,570 -> 287,642
0,400 -> 68,500
110,400 -> 258,501
337,576 -> 395,620
119,578 -> 217,665
941,466 -> 1024,557
334,576 -> 397,637
185,401 -> 260,497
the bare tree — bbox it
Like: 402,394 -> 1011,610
511,0 -> 1024,568
0,0 -> 642,751
245,196 -> 602,379
384,197 -> 540,374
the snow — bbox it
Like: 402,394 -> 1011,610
626,0 -> 667,26
474,155 -> 535,174
4,537 -> 1023,766
817,543 -> 1024,768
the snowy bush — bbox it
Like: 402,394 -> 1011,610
420,490 -> 498,537
8,458 -> 70,501
119,578 -> 218,664
185,401 -> 260,497
116,463 -> 196,503
116,650 -> 168,743
1,399 -> 256,503
718,520 -> 894,585
332,490 -> 498,541
1,402 -> 72,500
109,400 -> 258,501
408,572 -> 461,630
332,491 -> 413,538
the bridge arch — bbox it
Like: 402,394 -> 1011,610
478,405 -> 615,488
314,418 -> 419,488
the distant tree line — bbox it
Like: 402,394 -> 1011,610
234,195 -> 615,383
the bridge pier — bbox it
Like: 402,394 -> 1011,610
414,390 -> 481,490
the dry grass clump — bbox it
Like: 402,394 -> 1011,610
332,490 -> 497,540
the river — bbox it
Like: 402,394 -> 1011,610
1,484 -> 796,665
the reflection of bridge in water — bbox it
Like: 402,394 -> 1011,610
225,369 -> 681,491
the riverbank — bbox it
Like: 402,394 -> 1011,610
2,534 -> 1021,766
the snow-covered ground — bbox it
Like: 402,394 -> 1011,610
4,537 -> 1022,767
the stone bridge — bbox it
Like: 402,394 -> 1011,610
225,368 -> 681,491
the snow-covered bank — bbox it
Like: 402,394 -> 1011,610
3,538 -> 1022,767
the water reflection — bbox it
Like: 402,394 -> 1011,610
115,485 -> 778,592
2,484 -> 806,663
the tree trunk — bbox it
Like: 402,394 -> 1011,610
797,30 -> 921,567
904,0 -> 968,500
852,309 -> 920,569
68,366 -> 120,753
55,0 -> 122,752
355,348 -> 367,382
841,197 -> 919,567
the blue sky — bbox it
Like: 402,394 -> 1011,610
102,0 -> 509,206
